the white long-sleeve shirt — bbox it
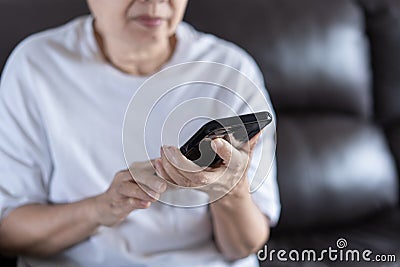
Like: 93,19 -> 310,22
0,16 -> 280,267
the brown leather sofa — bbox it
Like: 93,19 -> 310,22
1,0 -> 399,266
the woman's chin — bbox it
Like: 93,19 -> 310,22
126,23 -> 170,43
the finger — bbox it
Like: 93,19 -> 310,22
118,181 -> 160,202
150,159 -> 156,170
115,170 -> 134,182
160,148 -> 194,187
162,146 -> 204,173
110,197 -> 150,216
211,138 -> 243,169
125,198 -> 151,210
129,162 -> 167,193
162,148 -> 213,186
154,159 -> 175,183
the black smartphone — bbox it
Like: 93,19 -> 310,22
179,111 -> 273,168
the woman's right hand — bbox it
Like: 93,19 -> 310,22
92,161 -> 167,227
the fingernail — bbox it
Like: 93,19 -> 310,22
157,181 -> 167,192
153,193 -> 160,200
140,201 -> 150,207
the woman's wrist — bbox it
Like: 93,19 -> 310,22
211,176 -> 251,209
82,196 -> 103,228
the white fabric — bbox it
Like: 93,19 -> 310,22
0,16 -> 280,267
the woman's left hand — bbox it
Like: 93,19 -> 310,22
154,133 -> 261,200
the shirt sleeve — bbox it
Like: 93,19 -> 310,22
235,52 -> 281,227
248,136 -> 281,227
0,43 -> 52,221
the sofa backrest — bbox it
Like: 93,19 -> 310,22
0,0 -> 89,74
361,0 -> 400,186
184,0 -> 399,229
188,0 -> 373,118
0,0 -> 399,230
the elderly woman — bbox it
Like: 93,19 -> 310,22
0,0 -> 280,266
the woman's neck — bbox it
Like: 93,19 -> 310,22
94,26 -> 176,76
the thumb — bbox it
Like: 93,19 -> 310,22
211,138 -> 242,167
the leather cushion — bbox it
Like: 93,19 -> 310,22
360,0 -> 400,126
184,0 -> 372,117
0,0 -> 89,74
275,115 -> 398,229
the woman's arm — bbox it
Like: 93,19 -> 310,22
0,198 -> 99,257
0,163 -> 167,257
209,177 -> 270,261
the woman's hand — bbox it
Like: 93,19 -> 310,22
0,161 -> 168,256
154,133 -> 261,200
92,161 -> 167,227
154,133 -> 269,259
